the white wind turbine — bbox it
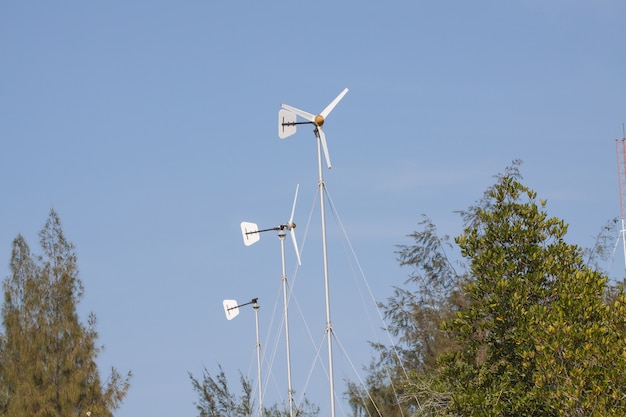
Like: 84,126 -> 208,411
240,184 -> 301,417
278,87 -> 348,169
277,88 -> 348,417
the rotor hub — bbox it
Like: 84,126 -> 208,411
314,115 -> 325,127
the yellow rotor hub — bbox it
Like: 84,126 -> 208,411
314,114 -> 325,127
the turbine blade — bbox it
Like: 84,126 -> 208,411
281,104 -> 315,122
289,184 -> 299,225
288,184 -> 301,265
317,127 -> 332,169
290,228 -> 301,266
320,88 -> 349,119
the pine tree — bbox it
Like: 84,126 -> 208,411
189,365 -> 319,417
0,209 -> 131,417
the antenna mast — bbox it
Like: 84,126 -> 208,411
615,137 -> 626,269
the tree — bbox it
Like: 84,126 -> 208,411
347,161 -> 626,416
190,365 -> 253,417
190,365 -> 319,417
439,167 -> 626,415
0,209 -> 131,417
346,217 -> 466,417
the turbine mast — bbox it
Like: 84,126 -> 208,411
278,89 -> 348,417
315,126 -> 336,417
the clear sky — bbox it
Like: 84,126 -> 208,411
1,2 -> 625,416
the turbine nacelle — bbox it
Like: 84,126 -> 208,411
281,221 -> 296,231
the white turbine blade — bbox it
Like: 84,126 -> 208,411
281,104 -> 315,122
290,228 -> 301,266
288,184 -> 301,265
320,88 -> 349,119
317,127 -> 332,169
289,184 -> 299,224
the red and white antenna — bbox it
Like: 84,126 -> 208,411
615,137 -> 626,269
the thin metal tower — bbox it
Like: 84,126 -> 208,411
314,127 -> 336,417
223,298 -> 263,417
278,88 -> 348,417
240,186 -> 301,417
615,138 -> 626,269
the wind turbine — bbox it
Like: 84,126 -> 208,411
240,185 -> 301,417
240,184 -> 301,266
222,298 -> 263,417
278,87 -> 348,169
278,88 -> 348,417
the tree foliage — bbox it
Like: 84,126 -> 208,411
348,161 -> 626,416
346,216 -> 467,417
440,167 -> 626,415
190,365 -> 253,417
190,365 -> 319,417
0,209 -> 131,417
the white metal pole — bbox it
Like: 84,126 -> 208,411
253,300 -> 263,417
279,231 -> 295,417
316,128 -> 335,417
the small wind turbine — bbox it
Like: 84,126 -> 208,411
240,185 -> 301,417
222,298 -> 263,417
240,185 -> 301,266
277,88 -> 348,417
278,88 -> 348,169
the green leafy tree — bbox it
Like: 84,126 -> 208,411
348,161 -> 626,416
0,209 -> 131,417
439,168 -> 626,415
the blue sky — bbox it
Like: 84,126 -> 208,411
1,2 -> 625,416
